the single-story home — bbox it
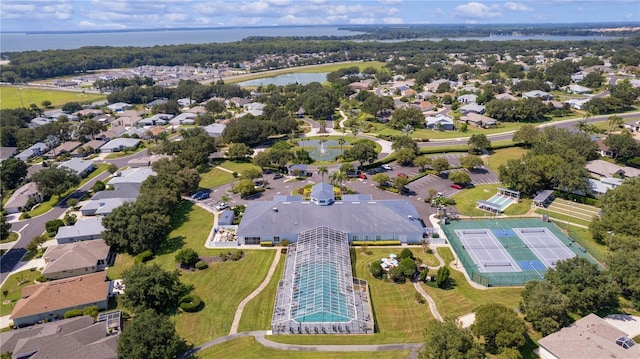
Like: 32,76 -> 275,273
178,98 -> 194,107
146,98 -> 168,108
100,138 -> 141,153
460,103 -> 486,115
43,141 -> 83,159
585,159 -> 640,179
127,154 -> 172,168
457,94 -> 477,104
55,217 -> 105,244
589,177 -> 624,196
425,114 -> 455,131
106,102 -> 133,112
623,121 -> 640,132
538,314 -> 640,359
566,84 -> 592,94
596,139 -> 615,158
564,98 -> 591,110
217,209 -> 236,226
9,272 -> 110,327
29,117 -> 53,127
0,146 -> 17,162
0,314 -> 120,359
42,240 -> 113,280
4,182 -> 42,214
138,113 -> 172,126
203,123 -> 226,137
96,126 -> 127,141
16,142 -> 48,161
495,93 -> 517,101
522,90 -> 553,100
82,139 -> 108,154
59,158 -> 95,177
463,113 -> 498,128
108,167 -> 155,186
169,112 -> 196,126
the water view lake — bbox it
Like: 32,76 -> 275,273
237,73 -> 329,87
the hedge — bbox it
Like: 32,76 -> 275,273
351,240 -> 401,246
179,295 -> 203,312
260,241 -> 273,247
195,261 -> 208,270
64,309 -> 83,319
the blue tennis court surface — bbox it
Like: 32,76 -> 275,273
486,194 -> 515,211
492,228 -> 515,237
518,260 -> 545,270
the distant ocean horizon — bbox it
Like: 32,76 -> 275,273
0,25 -> 617,53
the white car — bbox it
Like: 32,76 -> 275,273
381,164 -> 392,170
215,203 -> 228,211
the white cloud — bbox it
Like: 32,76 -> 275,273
379,0 -> 403,4
383,17 -> 404,24
228,16 -> 262,26
349,17 -> 375,24
454,2 -> 501,19
2,3 -> 37,12
503,2 -> 532,11
164,13 -> 187,21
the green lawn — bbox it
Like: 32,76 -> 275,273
215,160 -> 261,176
0,232 -> 19,244
534,209 -> 592,228
269,248 -> 435,345
199,167 -> 236,189
564,225 -> 608,265
0,269 -> 42,317
26,163 -> 110,217
486,147 -> 529,173
453,183 -> 530,216
237,252 -> 285,332
192,336 -> 411,359
225,61 -> 386,84
0,85 -> 106,110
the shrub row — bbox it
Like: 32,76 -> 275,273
260,241 -> 273,247
351,240 -> 401,246
179,295 -> 203,312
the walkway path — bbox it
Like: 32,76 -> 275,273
180,330 -> 423,358
229,248 -> 282,334
413,282 -> 443,323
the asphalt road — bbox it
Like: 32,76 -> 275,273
0,150 -> 150,284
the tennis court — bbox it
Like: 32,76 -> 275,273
514,228 -> 576,269
454,229 -> 520,273
442,218 -> 598,287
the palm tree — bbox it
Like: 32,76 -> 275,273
574,120 -> 588,133
329,171 -> 348,195
317,166 -> 328,182
338,137 -> 346,156
608,115 -> 624,133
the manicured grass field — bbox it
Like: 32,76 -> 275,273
225,61 -> 386,84
199,167 -> 236,189
237,253 -> 285,332
215,160 -> 261,176
420,247 -> 523,319
534,209 -> 592,228
486,147 -> 529,173
452,183 -> 531,216
0,269 -> 42,317
268,247 -> 435,345
0,86 -> 106,110
373,121 -> 524,140
562,225 -> 608,264
193,336 -> 411,359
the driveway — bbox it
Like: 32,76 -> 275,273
604,314 -> 640,337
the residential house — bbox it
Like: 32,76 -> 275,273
100,138 -> 141,153
9,272 -> 110,327
589,177 -> 624,196
564,98 -> 591,110
425,114 -> 455,131
457,94 -> 477,104
82,139 -> 107,154
177,97 -> 194,107
585,159 -> 640,179
401,88 -> 417,97
42,240 -> 113,280
74,109 -> 104,117
0,147 -> 17,162
95,126 -> 126,141
59,158 -> 95,177
4,182 -> 42,214
495,93 -> 517,101
0,314 -> 120,359
146,98 -> 169,109
43,141 -> 82,159
226,97 -> 251,107
29,117 -> 53,127
460,103 -> 486,115
425,79 -> 456,92
80,167 -> 155,216
522,90 -> 553,100
127,154 -> 172,168
203,123 -> 226,137
417,91 -> 435,100
463,112 -> 498,128
108,167 -> 155,186
566,84 -> 592,94
185,105 -> 206,114
122,127 -> 146,138
570,72 -> 586,82
348,79 -> 374,91
596,139 -> 615,158
55,218 -> 105,244
623,121 -> 640,132
137,113 -> 172,126
106,102 -> 132,112
538,314 -> 639,359
169,112 -> 196,126
16,142 -> 48,161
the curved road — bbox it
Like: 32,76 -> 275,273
0,150 -> 151,285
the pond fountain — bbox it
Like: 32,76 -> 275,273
305,139 -> 344,161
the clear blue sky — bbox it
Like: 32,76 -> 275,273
1,0 -> 638,32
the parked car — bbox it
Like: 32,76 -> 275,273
450,184 -> 463,189
381,164 -> 392,170
215,202 -> 228,211
193,192 -> 209,200
397,173 -> 409,179
358,173 -> 367,179
273,173 -> 283,180
191,191 -> 204,199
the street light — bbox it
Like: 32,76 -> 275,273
608,231 -> 615,252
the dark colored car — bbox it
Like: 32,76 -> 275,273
450,184 -> 463,189
273,173 -> 283,179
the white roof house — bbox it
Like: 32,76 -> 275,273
101,138 -> 141,153
425,114 -> 454,130
169,113 -> 196,125
566,84 -> 592,94
55,218 -> 105,244
16,142 -> 48,161
203,123 -> 226,137
58,158 -> 95,177
522,90 -> 553,100
106,102 -> 132,112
